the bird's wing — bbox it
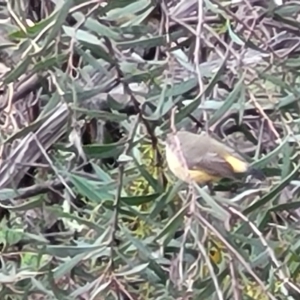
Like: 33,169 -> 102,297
188,151 -> 235,178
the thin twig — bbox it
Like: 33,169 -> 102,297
194,0 -> 204,98
229,255 -> 242,300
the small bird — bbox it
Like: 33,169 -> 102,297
165,130 -> 264,184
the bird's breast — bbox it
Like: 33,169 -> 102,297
165,145 -> 190,182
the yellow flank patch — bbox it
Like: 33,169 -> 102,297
223,154 -> 248,173
188,169 -> 220,183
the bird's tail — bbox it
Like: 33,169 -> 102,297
246,167 -> 265,180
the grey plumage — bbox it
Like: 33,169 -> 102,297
166,131 -> 249,179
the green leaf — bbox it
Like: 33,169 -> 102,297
70,106 -> 128,122
117,29 -> 186,49
40,0 -> 75,54
82,141 -> 128,159
0,197 -> 43,211
32,53 -> 67,73
3,55 -> 32,84
41,244 -> 105,258
105,0 -> 152,21
75,13 -> 121,40
121,194 -> 159,206
67,174 -> 115,202
226,20 -> 244,46
8,13 -> 57,39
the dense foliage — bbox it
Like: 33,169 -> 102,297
0,0 -> 300,299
